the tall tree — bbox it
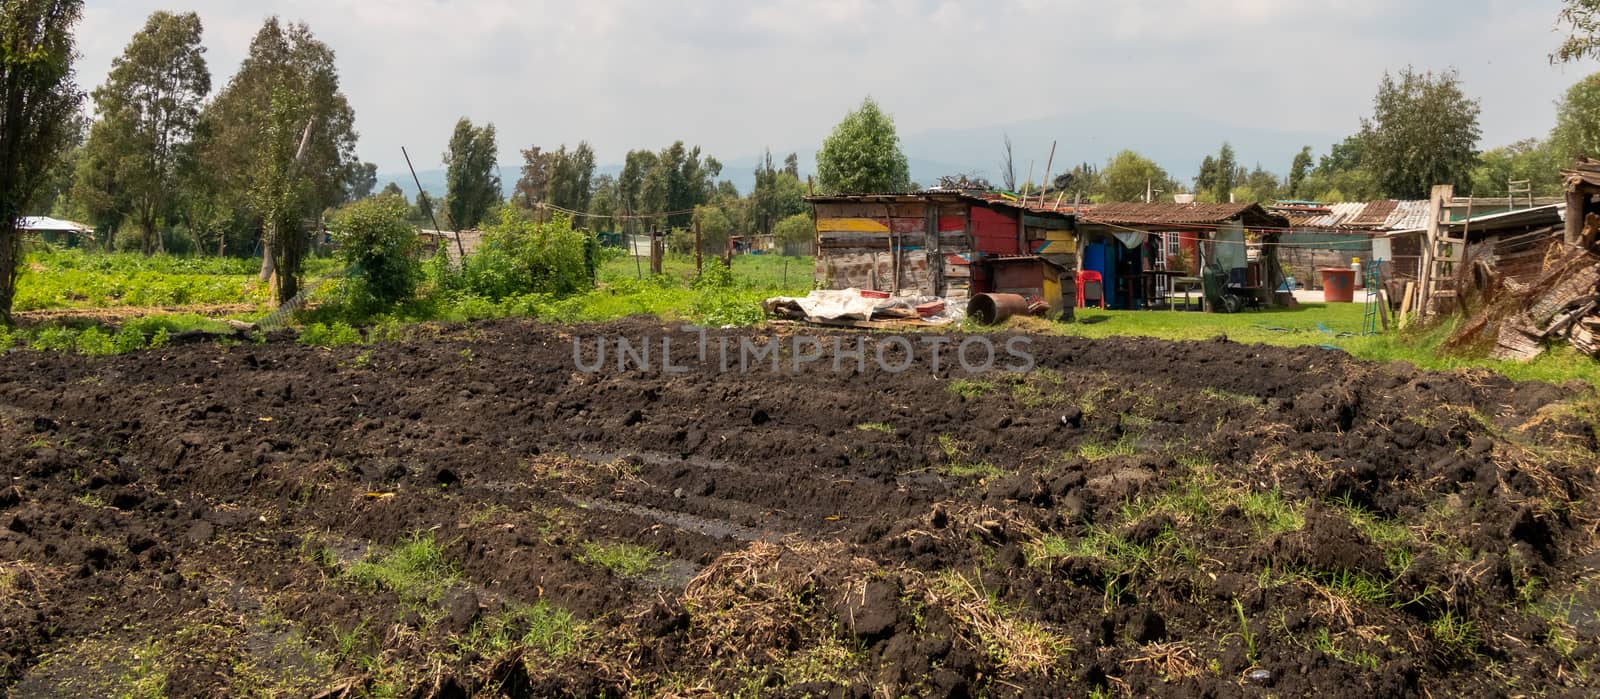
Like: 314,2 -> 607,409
782,152 -> 799,178
1360,67 -> 1481,199
1233,164 -> 1282,203
341,161 -> 376,202
640,141 -> 720,228
617,148 -> 656,237
1054,162 -> 1098,200
1000,134 -> 1018,191
1553,72 -> 1600,160
1288,146 -> 1313,198
1554,1 -> 1600,63
442,117 -> 498,229
1212,143 -> 1237,202
202,17 -> 360,303
587,174 -> 618,232
815,97 -> 910,194
1194,155 -> 1218,199
1098,150 -> 1175,203
1470,139 -> 1564,197
545,141 -> 596,225
513,146 -> 552,209
0,0 -> 82,325
76,11 -> 209,254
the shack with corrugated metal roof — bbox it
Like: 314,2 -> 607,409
805,192 -> 1078,313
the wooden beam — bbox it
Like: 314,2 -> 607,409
1566,190 -> 1586,247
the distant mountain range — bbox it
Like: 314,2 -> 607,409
378,109 -> 1345,202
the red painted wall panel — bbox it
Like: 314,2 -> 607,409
970,207 -> 1019,255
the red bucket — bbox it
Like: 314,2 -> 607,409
1319,268 -> 1356,303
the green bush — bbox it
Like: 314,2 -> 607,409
29,327 -> 77,351
331,195 -> 422,313
74,327 -> 118,356
453,210 -> 590,300
299,321 -> 363,347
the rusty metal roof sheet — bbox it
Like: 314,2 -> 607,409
1383,200 -> 1432,231
1079,202 -> 1288,228
1273,200 -> 1430,231
806,191 -> 1078,218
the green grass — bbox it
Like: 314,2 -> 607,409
1232,598 -> 1259,664
1429,610 -> 1482,660
937,434 -> 1007,479
576,541 -> 662,577
299,321 -> 363,347
305,252 -> 814,329
457,601 -> 584,659
855,422 -> 895,434
992,303 -> 1600,386
345,533 -> 459,605
1239,490 -> 1307,536
947,379 -> 996,399
15,247 -> 278,311
1076,434 -> 1141,461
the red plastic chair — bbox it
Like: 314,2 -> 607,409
1077,271 -> 1105,309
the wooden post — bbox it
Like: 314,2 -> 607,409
1015,206 -> 1026,257
887,203 -> 900,294
650,227 -> 663,275
926,201 -> 942,296
694,219 -> 703,273
1567,188 -> 1586,247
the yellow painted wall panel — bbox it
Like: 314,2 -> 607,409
816,217 -> 890,233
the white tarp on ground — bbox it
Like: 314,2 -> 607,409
762,288 -> 965,324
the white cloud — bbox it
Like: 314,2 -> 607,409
75,0 -> 1581,177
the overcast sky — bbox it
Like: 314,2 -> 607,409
76,0 -> 1593,176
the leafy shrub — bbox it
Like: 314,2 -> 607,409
691,291 -> 765,326
453,210 -> 590,300
299,321 -> 363,347
330,195 -> 422,313
0,326 -> 12,350
114,325 -> 146,353
691,263 -> 737,290
74,328 -> 116,355
29,327 -> 77,351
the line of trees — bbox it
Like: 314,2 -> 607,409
410,122 -> 815,258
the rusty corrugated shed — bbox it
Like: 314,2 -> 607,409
1080,202 -> 1288,228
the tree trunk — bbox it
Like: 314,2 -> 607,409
259,225 -> 275,282
0,229 -> 19,327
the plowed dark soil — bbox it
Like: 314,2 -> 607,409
2,318 -> 1598,698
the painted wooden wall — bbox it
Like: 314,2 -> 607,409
812,201 -> 974,298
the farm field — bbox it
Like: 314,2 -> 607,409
2,318 -> 1597,697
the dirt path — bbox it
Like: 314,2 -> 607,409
1,318 -> 1596,697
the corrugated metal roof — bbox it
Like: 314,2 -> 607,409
1080,202 -> 1288,227
20,216 -> 92,232
806,192 -> 1077,218
1272,200 -> 1430,231
1349,200 -> 1397,228
1383,200 -> 1432,231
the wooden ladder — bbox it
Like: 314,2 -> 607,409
1415,185 -> 1465,317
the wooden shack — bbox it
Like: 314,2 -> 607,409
807,192 -> 1077,303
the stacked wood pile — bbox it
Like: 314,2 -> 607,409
1442,213 -> 1600,361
